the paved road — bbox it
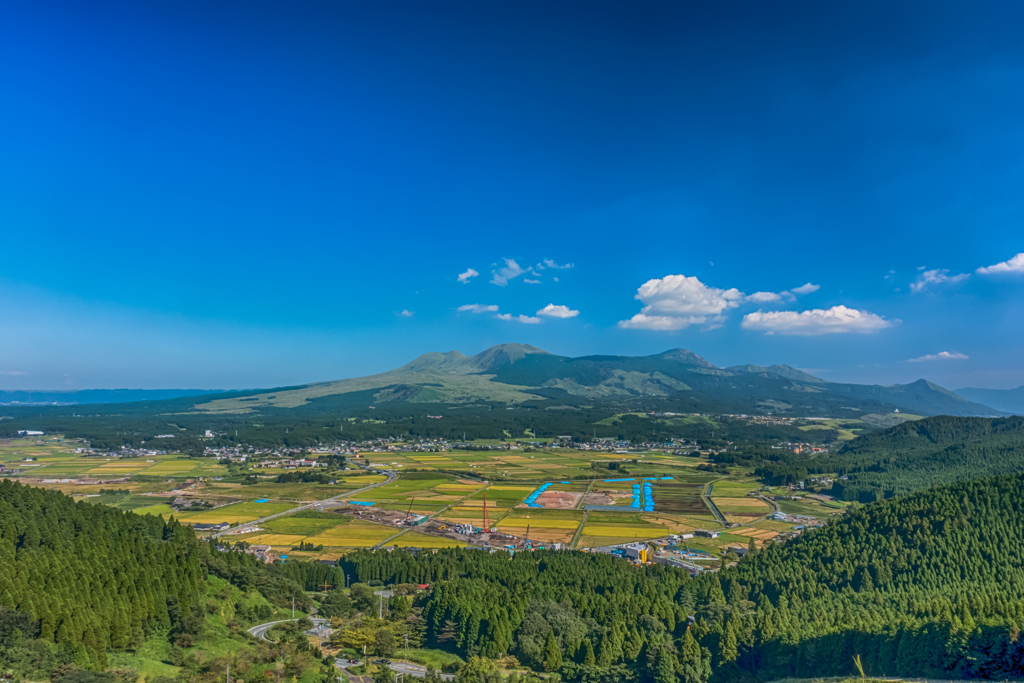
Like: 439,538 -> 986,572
334,659 -> 454,681
569,510 -> 589,548
214,469 -> 397,538
702,482 -> 727,525
247,617 -> 328,642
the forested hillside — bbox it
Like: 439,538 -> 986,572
0,481 -> 337,682
341,472 -> 1024,681
717,415 -> 1024,501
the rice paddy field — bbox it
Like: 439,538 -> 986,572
0,438 -> 230,479
496,509 -> 584,544
3,436 -> 834,556
385,531 -> 468,548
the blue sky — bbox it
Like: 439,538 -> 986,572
2,0 -> 1023,391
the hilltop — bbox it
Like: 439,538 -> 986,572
190,343 -> 1000,418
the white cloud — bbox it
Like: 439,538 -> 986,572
910,268 -> 970,293
542,259 -> 574,269
618,273 -> 831,331
790,282 -> 820,295
908,351 -> 969,363
746,291 -> 785,303
458,304 -> 499,313
3,371 -> 26,376
618,314 -> 694,331
537,304 -> 579,318
977,252 -> 1024,275
457,268 -> 479,284
491,258 -> 526,286
495,313 -> 542,324
741,305 -> 897,335
523,278 -> 541,284
397,310 -> 414,317
634,275 -> 745,316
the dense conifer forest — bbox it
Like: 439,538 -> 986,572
715,416 -> 1024,501
340,472 -> 1024,681
6,428 -> 1024,681
0,480 -> 337,682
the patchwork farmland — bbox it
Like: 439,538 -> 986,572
1,435 -> 845,560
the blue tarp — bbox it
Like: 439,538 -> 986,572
603,478 -> 636,483
523,482 -> 552,508
350,501 -> 376,507
254,499 -> 269,503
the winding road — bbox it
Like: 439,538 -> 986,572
247,617 -> 452,680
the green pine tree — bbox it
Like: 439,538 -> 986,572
543,627 -> 563,672
583,639 -> 596,666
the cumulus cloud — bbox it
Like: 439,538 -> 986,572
910,268 -> 970,293
908,351 -> 969,363
542,259 -> 574,269
397,310 -> 414,317
491,258 -> 526,286
634,275 -> 745,316
495,313 -> 542,324
618,314 -> 693,331
458,304 -> 499,313
617,274 -> 745,330
977,252 -> 1024,275
618,273 -> 831,331
746,291 -> 785,303
790,282 -> 821,295
741,305 -> 898,335
523,278 -> 541,284
536,304 -> 579,318
457,268 -> 479,283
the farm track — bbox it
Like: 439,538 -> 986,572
569,510 -> 589,548
702,481 -> 728,525
212,469 -> 397,538
574,479 -> 596,510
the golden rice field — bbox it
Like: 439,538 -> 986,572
711,497 -> 771,510
385,532 -> 468,548
303,521 -> 397,547
498,527 -> 575,544
496,517 -> 580,530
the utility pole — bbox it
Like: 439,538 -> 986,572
379,591 -> 383,619
292,596 -> 295,619
346,574 -> 350,589
226,664 -> 230,683
404,633 -> 409,660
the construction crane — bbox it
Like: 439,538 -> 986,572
405,498 -> 415,524
525,524 -> 530,546
482,493 -> 489,533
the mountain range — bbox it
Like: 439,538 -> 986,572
954,385 -> 1024,415
189,343 -> 1004,418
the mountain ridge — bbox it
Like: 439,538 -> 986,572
955,385 -> 1024,415
189,343 -> 1002,417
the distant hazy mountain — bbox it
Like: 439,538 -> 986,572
955,386 -> 1024,415
189,343 -> 1002,418
0,388 -> 226,405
